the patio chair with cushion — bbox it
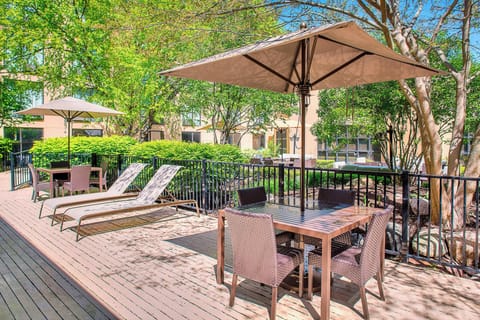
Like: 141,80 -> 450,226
28,163 -> 56,202
224,207 -> 304,319
295,188 -> 356,248
307,205 -> 393,319
62,165 -> 92,196
39,163 -> 147,219
60,164 -> 200,241
237,186 -> 294,246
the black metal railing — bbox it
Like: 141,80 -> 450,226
9,152 -> 480,275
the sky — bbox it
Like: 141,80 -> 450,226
277,1 -> 479,60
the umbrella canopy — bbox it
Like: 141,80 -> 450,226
160,21 -> 444,211
17,96 -> 123,165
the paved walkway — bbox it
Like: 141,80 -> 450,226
1,171 -> 480,319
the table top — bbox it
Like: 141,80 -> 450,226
37,166 -> 102,174
234,202 -> 375,240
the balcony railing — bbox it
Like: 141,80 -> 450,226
10,151 -> 480,275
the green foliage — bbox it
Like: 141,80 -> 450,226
0,79 -> 43,127
262,140 -> 281,158
0,138 -> 14,159
180,81 -> 297,145
316,160 -> 335,168
128,140 -> 248,162
0,0 -> 287,141
30,136 -> 137,156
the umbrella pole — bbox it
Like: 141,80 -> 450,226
299,32 -> 310,212
299,91 -> 308,212
67,120 -> 71,167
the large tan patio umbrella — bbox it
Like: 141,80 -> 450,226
17,96 -> 123,166
160,21 -> 443,211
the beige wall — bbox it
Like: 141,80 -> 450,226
13,116 -> 103,139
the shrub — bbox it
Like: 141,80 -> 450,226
316,159 -> 335,168
128,140 -> 247,162
30,136 -> 138,156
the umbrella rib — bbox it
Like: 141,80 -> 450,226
305,36 -> 318,84
310,52 -> 367,87
317,35 -> 437,72
244,54 -> 297,89
285,42 -> 302,92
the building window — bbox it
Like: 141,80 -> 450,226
462,133 -> 474,157
227,133 -> 241,146
72,129 -> 103,137
4,127 -> 43,153
317,136 -> 378,162
252,134 -> 265,150
182,111 -> 201,127
275,128 -> 288,155
4,46 -> 44,71
148,130 -> 165,141
4,79 -> 44,120
182,131 -> 201,143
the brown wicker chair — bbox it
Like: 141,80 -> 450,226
224,208 -> 304,319
50,160 -> 69,195
237,187 -> 294,246
62,165 -> 91,196
307,205 -> 393,319
28,163 -> 55,202
296,188 -> 356,247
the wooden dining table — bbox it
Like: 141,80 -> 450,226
217,202 -> 379,320
37,166 -> 103,197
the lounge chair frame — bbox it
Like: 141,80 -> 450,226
59,165 -> 200,241
39,163 -> 148,221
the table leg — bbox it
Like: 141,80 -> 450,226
321,237 -> 332,320
216,212 -> 225,284
99,169 -> 103,192
49,173 -> 55,198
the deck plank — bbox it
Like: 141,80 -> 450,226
0,214 -> 117,320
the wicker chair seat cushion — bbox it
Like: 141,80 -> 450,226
276,246 -> 303,284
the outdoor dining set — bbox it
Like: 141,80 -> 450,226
218,186 -> 393,320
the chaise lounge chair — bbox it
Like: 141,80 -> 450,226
59,164 -> 200,241
39,162 -> 148,220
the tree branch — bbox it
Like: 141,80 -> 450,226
427,0 -> 458,54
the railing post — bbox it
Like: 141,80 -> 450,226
401,170 -> 410,262
152,156 -> 159,170
201,159 -> 207,212
10,152 -> 15,191
278,163 -> 285,205
116,154 -> 122,177
91,153 -> 98,167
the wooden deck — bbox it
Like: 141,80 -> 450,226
1,171 -> 480,319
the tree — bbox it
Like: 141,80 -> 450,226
159,0 -> 296,144
313,81 -> 423,171
210,0 -> 479,229
0,77 -> 42,127
1,0 -> 289,141
179,81 -> 296,145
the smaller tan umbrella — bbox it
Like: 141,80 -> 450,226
17,96 -> 123,165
